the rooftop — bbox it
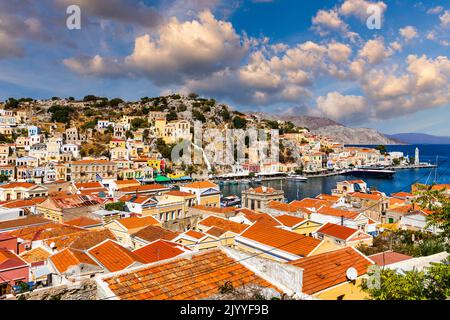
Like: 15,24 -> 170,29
87,240 -> 145,272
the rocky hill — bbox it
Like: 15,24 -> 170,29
253,113 -> 340,130
313,125 -> 401,145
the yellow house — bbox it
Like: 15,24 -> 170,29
173,230 -> 219,251
197,215 -> 250,247
105,216 -> 161,248
179,181 -> 221,207
147,159 -> 163,172
289,247 -> 374,300
291,220 -> 322,236
109,139 -> 126,149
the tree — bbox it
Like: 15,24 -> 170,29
361,257 -> 450,300
375,145 -> 388,154
233,116 -> 247,129
105,201 -> 125,211
193,110 -> 206,123
155,138 -> 175,159
392,158 -> 401,166
130,118 -> 148,130
166,111 -> 178,121
5,98 -> 19,109
125,130 -> 134,139
48,105 -> 74,124
0,174 -> 9,182
109,98 -> 123,107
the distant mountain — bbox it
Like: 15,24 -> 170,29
252,112 -> 400,145
313,125 -> 401,145
386,133 -> 450,145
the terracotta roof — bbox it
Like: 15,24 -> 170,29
0,216 -> 51,232
240,222 -> 322,257
199,216 -> 249,234
19,247 -> 51,264
237,209 -> 281,226
391,192 -> 413,198
119,194 -> 155,204
166,190 -> 196,197
65,217 -> 103,228
50,248 -> 99,274
119,184 -> 168,193
315,223 -> 360,240
0,197 -> 47,209
0,182 -> 36,189
8,222 -> 85,241
44,229 -> 117,251
0,247 -> 28,270
182,181 -> 218,189
290,198 -> 329,210
88,240 -> 145,272
192,205 -> 238,215
316,206 -> 361,220
133,240 -> 190,264
132,225 -> 179,243
115,179 -> 140,186
349,192 -> 382,200
117,216 -> 160,230
267,201 -> 298,213
184,230 -> 207,240
205,226 -> 227,237
315,194 -> 340,201
289,247 -> 373,295
275,214 -> 305,228
369,251 -> 413,267
74,181 -> 103,190
102,249 -> 279,300
70,159 -> 114,165
249,186 -> 281,194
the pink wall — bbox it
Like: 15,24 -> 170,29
0,236 -> 18,254
0,265 -> 29,286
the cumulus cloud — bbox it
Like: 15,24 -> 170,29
440,10 -> 450,27
399,26 -> 418,41
316,92 -> 369,123
339,0 -> 387,21
427,6 -> 444,14
358,38 -> 392,64
55,0 -> 162,28
65,10 -> 249,85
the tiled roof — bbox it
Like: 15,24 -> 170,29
350,192 -> 382,200
0,197 -> 47,209
50,248 -> 99,274
205,226 -> 227,237
132,225 -> 180,243
70,159 -> 114,165
8,222 -> 85,241
289,247 -> 373,295
74,181 -> 103,189
19,247 -> 51,264
315,194 -> 340,201
133,240 -> 190,264
267,201 -> 298,213
117,216 -> 160,230
275,214 -> 305,227
182,181 -> 218,189
237,209 -> 280,226
0,182 -> 36,189
369,251 -> 413,267
88,240 -> 145,272
119,184 -> 168,193
65,217 -> 103,228
199,216 -> 249,234
249,186 -> 280,194
316,206 -> 361,220
391,192 -> 413,198
0,216 -> 50,232
184,230 -> 207,240
240,222 -> 322,257
290,198 -> 329,210
0,247 -> 28,270
166,190 -> 196,197
44,229 -> 117,251
102,249 -> 279,300
315,223 -> 359,240
115,179 -> 140,186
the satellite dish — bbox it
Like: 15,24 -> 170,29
50,242 -> 56,249
346,267 -> 358,281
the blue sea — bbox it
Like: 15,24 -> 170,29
221,144 -> 450,202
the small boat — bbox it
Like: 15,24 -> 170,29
220,195 -> 241,207
287,174 -> 308,182
251,177 -> 262,184
348,167 -> 395,178
239,179 -> 251,184
230,181 -> 238,185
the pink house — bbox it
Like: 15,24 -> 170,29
0,247 -> 30,296
0,233 -> 18,253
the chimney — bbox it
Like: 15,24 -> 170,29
341,215 -> 344,226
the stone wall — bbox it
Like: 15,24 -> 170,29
8,279 -> 97,300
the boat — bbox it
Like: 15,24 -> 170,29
239,179 -> 251,184
347,166 -> 395,178
230,181 -> 238,185
220,195 -> 241,207
287,174 -> 308,182
251,177 -> 262,184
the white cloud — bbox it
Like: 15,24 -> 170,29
316,92 -> 369,123
399,26 -> 418,41
427,6 -> 443,14
440,10 -> 450,27
358,38 -> 392,64
312,9 -> 349,36
339,0 -> 387,20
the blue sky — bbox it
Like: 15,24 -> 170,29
0,0 -> 449,135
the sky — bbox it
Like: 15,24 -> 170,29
0,0 -> 449,135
